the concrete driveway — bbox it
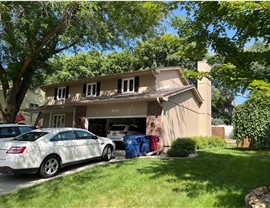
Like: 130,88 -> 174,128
0,150 -> 126,196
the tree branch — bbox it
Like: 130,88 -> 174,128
0,64 -> 10,99
14,4 -> 80,87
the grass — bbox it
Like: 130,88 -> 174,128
1,147 -> 270,208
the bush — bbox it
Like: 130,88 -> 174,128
190,136 -> 209,149
167,138 -> 196,157
207,136 -> 227,148
233,102 -> 270,147
167,136 -> 226,157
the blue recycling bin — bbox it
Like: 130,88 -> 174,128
141,136 -> 150,155
124,134 -> 144,159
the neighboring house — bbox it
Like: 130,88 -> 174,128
34,60 -> 211,149
0,89 -> 45,125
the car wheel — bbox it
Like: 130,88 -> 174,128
102,146 -> 113,161
39,155 -> 61,178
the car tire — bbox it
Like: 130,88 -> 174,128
102,146 -> 113,161
39,155 -> 61,178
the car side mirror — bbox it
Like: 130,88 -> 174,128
93,135 -> 98,139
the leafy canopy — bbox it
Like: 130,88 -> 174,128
0,1 -> 171,122
172,2 -> 270,100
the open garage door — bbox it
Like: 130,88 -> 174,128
88,117 -> 146,137
86,102 -> 147,137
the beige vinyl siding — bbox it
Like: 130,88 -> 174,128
161,90 -> 201,147
156,70 -> 184,90
86,102 -> 147,118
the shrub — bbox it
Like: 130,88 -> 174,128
207,136 -> 227,148
233,102 -> 270,147
167,136 -> 226,157
190,136 -> 209,149
167,138 -> 196,157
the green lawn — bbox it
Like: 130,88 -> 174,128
1,147 -> 270,208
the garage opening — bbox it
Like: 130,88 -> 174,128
88,117 -> 146,137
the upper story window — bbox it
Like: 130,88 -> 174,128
29,103 -> 39,108
54,86 -> 69,100
57,87 -> 66,99
82,82 -> 100,97
87,83 -> 97,97
118,77 -> 139,94
122,78 -> 134,93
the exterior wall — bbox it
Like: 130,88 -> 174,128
45,73 -> 156,106
43,113 -> 50,127
197,60 -> 212,136
156,69 -> 184,90
161,90 -> 201,147
86,102 -> 147,118
0,89 -> 45,124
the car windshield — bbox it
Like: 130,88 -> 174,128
13,131 -> 48,141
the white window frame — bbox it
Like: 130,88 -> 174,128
57,87 -> 66,100
86,83 -> 97,97
52,114 -> 65,127
29,103 -> 39,108
122,78 -> 134,93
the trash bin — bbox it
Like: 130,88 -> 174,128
148,135 -> 159,151
141,136 -> 150,155
124,134 -> 144,159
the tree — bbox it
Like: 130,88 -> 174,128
133,33 -> 202,69
0,1 -> 171,122
47,51 -> 105,84
172,1 -> 270,94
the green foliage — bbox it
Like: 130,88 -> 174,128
172,2 -> 270,95
167,136 -> 226,157
190,136 -> 209,150
248,80 -> 270,104
190,136 -> 227,150
48,34 -> 201,83
207,136 -> 227,148
0,1 -> 171,122
232,102 -> 270,147
211,118 -> 226,126
211,86 -> 234,124
167,138 -> 196,157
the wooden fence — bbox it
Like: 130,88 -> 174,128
211,126 -> 225,140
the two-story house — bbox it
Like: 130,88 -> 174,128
37,60 -> 211,150
0,89 -> 45,125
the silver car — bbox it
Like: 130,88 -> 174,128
0,128 -> 115,178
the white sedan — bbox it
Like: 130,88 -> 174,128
0,128 -> 116,178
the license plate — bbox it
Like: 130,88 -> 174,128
113,132 -> 117,136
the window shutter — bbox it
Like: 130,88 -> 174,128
96,82 -> 101,96
82,84 -> 86,97
54,88 -> 57,100
117,79 -> 122,93
65,86 -> 69,99
135,76 -> 139,92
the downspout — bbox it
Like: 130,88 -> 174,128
49,110 -> 52,127
72,107 -> 76,127
156,97 -> 166,152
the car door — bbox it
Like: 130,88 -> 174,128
75,130 -> 103,158
50,131 -> 83,164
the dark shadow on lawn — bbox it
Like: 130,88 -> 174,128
136,149 -> 270,208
